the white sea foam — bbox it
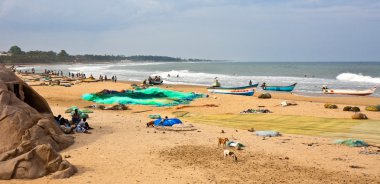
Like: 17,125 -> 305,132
336,73 -> 380,84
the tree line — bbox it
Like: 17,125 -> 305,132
0,46 -> 210,64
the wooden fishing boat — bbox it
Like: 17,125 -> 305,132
149,79 -> 163,85
207,83 -> 258,96
261,83 -> 297,92
81,77 -> 99,83
323,87 -> 377,96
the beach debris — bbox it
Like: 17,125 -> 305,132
172,111 -> 190,117
258,93 -> 271,99
359,148 -> 380,155
133,109 -> 153,113
334,139 -> 368,147
247,128 -> 255,132
302,143 -> 318,147
226,141 -> 245,150
280,100 -> 297,107
84,104 -> 106,110
343,106 -> 361,112
104,104 -> 128,110
148,114 -> 161,119
332,157 -> 345,161
221,130 -> 225,133
324,104 -> 338,109
365,105 -> 380,111
349,165 -> 364,169
175,104 -> 218,110
240,108 -> 271,114
255,131 -> 281,137
155,124 -> 196,131
351,113 -> 368,120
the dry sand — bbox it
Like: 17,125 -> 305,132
1,81 -> 380,184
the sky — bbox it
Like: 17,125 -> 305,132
0,0 -> 379,61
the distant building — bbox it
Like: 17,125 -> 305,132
0,51 -> 11,56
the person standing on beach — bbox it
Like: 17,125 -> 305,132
114,75 -> 117,83
71,109 -> 80,124
249,80 -> 252,85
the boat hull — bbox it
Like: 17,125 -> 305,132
323,87 -> 376,96
207,84 -> 258,96
207,88 -> 254,96
262,83 -> 297,92
149,80 -> 163,85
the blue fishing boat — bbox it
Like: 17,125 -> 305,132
261,83 -> 297,92
207,83 -> 258,96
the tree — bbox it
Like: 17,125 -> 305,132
8,45 -> 23,55
57,50 -> 69,57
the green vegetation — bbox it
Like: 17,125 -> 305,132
184,114 -> 380,144
0,45 -> 210,64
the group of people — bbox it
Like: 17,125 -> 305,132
69,72 -> 86,79
45,69 -> 63,76
54,109 -> 92,134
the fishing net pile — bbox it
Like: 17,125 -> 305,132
0,66 -> 76,179
82,87 -> 203,106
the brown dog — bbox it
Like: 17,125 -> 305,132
218,137 -> 229,147
146,121 -> 155,127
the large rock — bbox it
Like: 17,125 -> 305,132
365,106 -> 379,111
352,113 -> 368,120
258,93 -> 271,99
0,66 -> 75,179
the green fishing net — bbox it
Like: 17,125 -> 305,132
82,87 -> 203,106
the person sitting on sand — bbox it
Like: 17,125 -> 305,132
78,117 -> 92,130
54,114 -> 62,123
261,82 -> 266,88
159,116 -> 169,126
75,119 -> 88,133
59,118 -> 74,134
71,109 -> 81,124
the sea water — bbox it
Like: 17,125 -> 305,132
18,61 -> 380,96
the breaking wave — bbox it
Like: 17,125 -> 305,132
336,73 -> 380,84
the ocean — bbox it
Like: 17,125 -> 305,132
18,61 -> 380,96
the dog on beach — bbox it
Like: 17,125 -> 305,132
146,121 -> 155,127
218,137 -> 229,147
223,149 -> 237,161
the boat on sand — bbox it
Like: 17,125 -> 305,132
261,83 -> 297,92
207,83 -> 258,96
322,87 -> 376,96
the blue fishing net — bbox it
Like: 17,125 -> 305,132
334,139 -> 369,147
82,87 -> 203,106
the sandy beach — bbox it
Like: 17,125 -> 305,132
1,79 -> 380,184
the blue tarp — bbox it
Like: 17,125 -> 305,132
154,118 -> 182,126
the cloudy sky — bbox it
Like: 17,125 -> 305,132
0,0 -> 379,61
